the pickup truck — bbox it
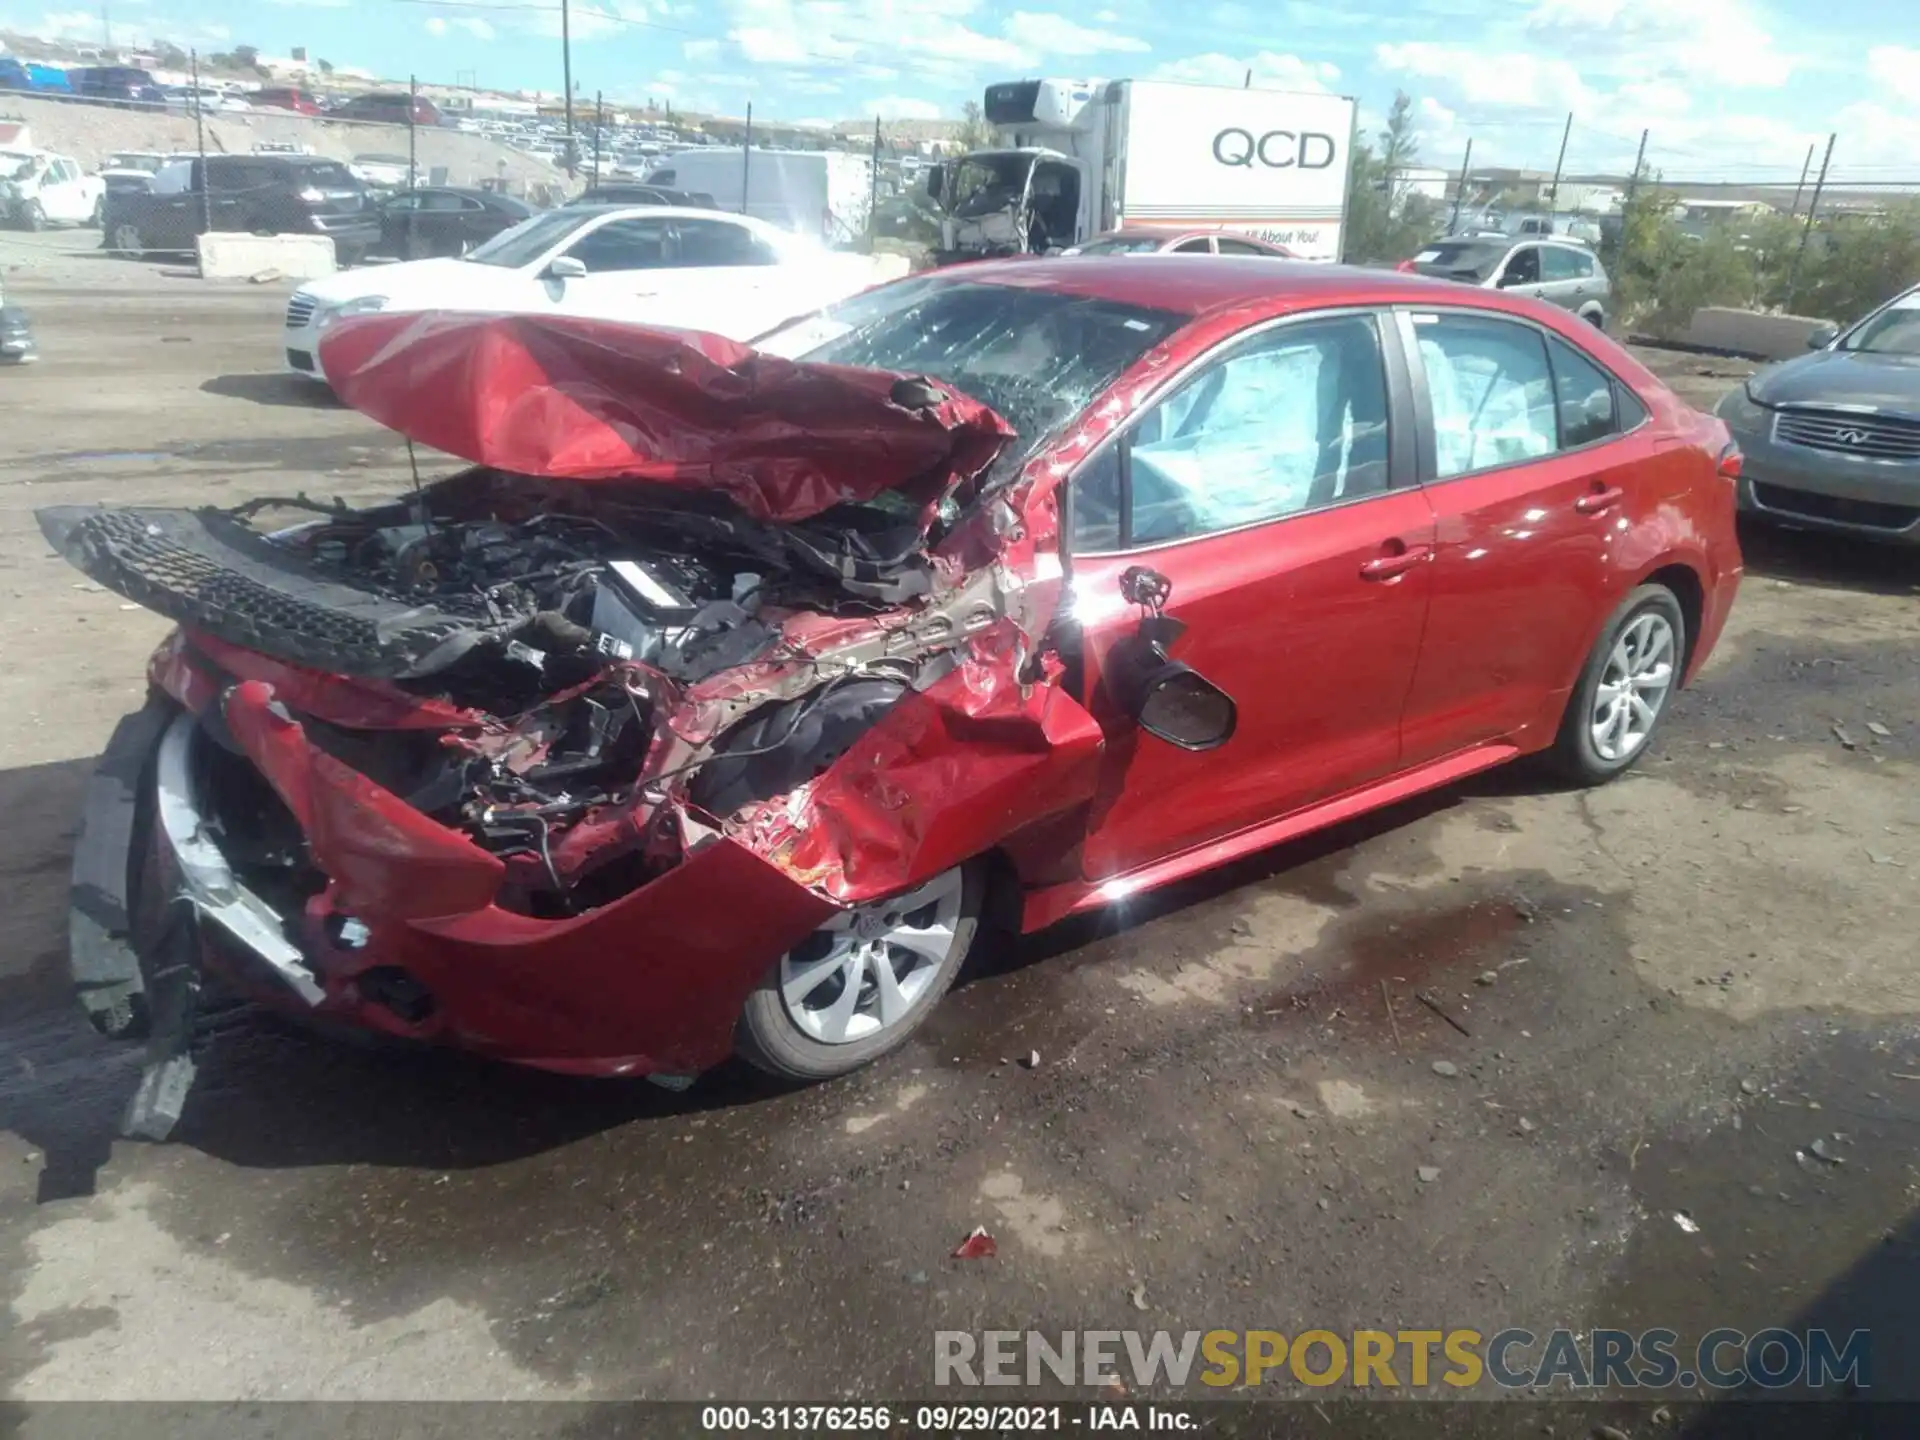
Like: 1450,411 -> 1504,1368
103,154 -> 382,261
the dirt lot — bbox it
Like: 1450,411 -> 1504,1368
1,261 -> 1917,1425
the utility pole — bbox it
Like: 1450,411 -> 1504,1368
741,101 -> 752,216
1448,137 -> 1473,233
1618,128 -> 1649,272
1546,111 -> 1572,214
189,49 -> 210,242
1243,67 -> 1252,88
560,0 -> 575,178
868,115 -> 881,249
592,91 -> 603,189
1789,141 -> 1814,218
1785,132 -> 1836,311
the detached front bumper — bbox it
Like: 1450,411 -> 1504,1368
71,691 -> 838,1100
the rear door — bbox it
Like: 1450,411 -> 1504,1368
1066,308 -> 1437,880
1538,244 -> 1594,313
1395,307 -> 1661,761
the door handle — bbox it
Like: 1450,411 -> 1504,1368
1574,485 -> 1625,515
1359,542 -> 1432,581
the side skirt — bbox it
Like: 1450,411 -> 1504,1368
1020,742 -> 1522,934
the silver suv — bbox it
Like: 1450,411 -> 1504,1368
1406,238 -> 1611,331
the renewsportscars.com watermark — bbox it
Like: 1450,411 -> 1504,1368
934,1328 -> 1871,1391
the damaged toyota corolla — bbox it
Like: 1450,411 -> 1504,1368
42,257 -> 1742,1137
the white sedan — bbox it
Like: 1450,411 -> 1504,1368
283,205 -> 886,382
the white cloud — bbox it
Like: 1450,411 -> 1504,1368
21,8 -> 103,39
265,0 -> 352,8
1376,41 -> 1594,112
459,16 -> 495,38
865,94 -> 942,120
1867,46 -> 1920,106
1523,0 -> 1790,88
1151,49 -> 1340,92
1001,11 -> 1148,56
683,37 -> 721,62
424,15 -> 447,34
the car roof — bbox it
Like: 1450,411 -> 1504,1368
937,255 -> 1532,318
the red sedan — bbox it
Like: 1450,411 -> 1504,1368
42,258 -> 1741,1134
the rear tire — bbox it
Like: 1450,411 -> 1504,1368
110,221 -> 144,255
22,201 -> 45,232
735,861 -> 984,1082
1547,584 -> 1685,786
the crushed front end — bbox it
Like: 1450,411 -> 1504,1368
41,314 -> 1102,1136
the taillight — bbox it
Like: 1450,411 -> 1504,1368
1394,259 -> 1416,273
1717,444 -> 1743,481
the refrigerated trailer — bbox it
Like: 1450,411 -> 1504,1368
932,77 -> 1357,262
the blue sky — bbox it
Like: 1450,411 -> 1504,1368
7,0 -> 1917,182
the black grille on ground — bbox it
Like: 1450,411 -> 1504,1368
1752,482 -> 1920,532
36,505 -> 531,678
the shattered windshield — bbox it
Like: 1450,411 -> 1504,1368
755,278 -> 1183,454
947,153 -> 1033,219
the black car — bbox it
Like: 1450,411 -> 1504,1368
375,186 -> 534,259
66,65 -> 166,109
568,183 -> 717,209
104,155 -> 382,260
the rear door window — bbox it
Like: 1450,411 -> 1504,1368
671,217 -> 780,266
1413,313 -> 1558,477
1171,237 -> 1214,254
1541,246 -> 1584,282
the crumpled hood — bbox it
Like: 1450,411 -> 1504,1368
318,310 -> 1017,524
1750,347 -> 1920,420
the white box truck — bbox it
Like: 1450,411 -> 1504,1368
645,148 -> 874,246
931,77 -> 1356,262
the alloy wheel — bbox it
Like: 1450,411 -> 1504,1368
111,223 -> 143,253
1590,611 -> 1676,762
778,868 -> 965,1045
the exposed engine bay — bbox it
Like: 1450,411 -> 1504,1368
42,467 -> 1028,916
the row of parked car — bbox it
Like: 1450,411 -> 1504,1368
0,58 -> 449,125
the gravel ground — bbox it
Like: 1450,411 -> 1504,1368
0,267 -> 1916,1429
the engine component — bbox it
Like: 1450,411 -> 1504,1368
689,676 -> 909,818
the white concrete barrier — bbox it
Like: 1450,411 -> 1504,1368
196,233 -> 338,282
1681,307 -> 1836,361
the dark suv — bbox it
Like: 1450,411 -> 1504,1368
66,65 -> 166,109
327,92 -> 443,127
103,155 -> 382,260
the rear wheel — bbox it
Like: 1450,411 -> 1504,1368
110,221 -> 144,254
1548,584 -> 1685,785
89,196 -> 104,227
22,201 -> 46,232
736,861 -> 983,1081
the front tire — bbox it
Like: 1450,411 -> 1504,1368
736,861 -> 983,1081
1548,584 -> 1685,785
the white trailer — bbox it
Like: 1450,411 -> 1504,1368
646,148 -> 874,247
933,77 -> 1356,262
